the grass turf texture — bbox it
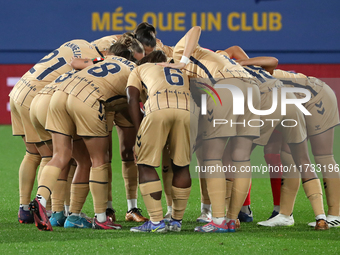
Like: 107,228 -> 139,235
0,124 -> 339,254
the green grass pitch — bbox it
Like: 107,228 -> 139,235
0,125 -> 339,254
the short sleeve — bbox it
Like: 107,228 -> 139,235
127,68 -> 142,91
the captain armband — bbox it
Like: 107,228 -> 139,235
92,57 -> 105,64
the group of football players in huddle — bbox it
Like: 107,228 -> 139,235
10,22 -> 340,232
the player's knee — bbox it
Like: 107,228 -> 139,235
25,144 -> 39,154
231,151 -> 249,162
311,145 -> 333,157
53,149 -> 72,167
25,151 -> 41,163
75,158 -> 91,171
171,162 -> 189,172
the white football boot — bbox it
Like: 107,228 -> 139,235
196,208 -> 212,223
308,215 -> 340,228
257,213 -> 294,227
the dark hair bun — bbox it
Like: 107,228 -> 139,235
134,22 -> 157,48
136,22 -> 156,34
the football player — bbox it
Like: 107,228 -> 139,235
127,50 -> 198,232
10,38 -> 109,224
269,68 -> 340,228
220,47 -> 330,229
159,26 -> 261,233
29,41 -> 136,231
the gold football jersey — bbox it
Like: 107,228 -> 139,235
9,39 -> 103,109
215,51 -> 280,93
172,36 -> 254,82
273,69 -> 323,99
91,35 -> 120,52
127,63 -> 190,116
155,39 -> 174,60
38,70 -> 79,96
58,56 -> 135,110
242,65 -> 283,93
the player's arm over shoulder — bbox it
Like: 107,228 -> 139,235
69,57 -> 104,70
237,57 -> 279,74
222,46 -> 249,60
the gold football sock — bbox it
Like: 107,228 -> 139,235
139,180 -> 163,222
315,155 -> 340,216
225,179 -> 233,214
89,163 -> 109,214
51,179 -> 67,212
204,160 -> 226,218
303,178 -> 325,217
69,183 -> 90,214
19,152 -> 41,204
122,161 -> 138,199
279,169 -> 300,216
37,165 -> 61,202
278,150 -> 300,215
46,198 -> 51,211
37,156 -> 51,184
227,161 -> 251,220
64,163 -> 76,207
171,186 -> 191,220
199,177 -> 211,205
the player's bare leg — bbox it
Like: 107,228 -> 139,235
36,135 -> 69,227
82,136 -> 121,229
116,126 -> 148,222
37,140 -> 53,184
169,161 -> 191,232
35,133 -> 72,206
130,164 -> 167,232
162,145 -> 173,222
35,141 -> 54,216
49,161 -> 70,227
29,133 -> 72,231
64,139 -> 93,229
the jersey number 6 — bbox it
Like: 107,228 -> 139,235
164,67 -> 184,86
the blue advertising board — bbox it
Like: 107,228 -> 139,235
1,0 -> 339,63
